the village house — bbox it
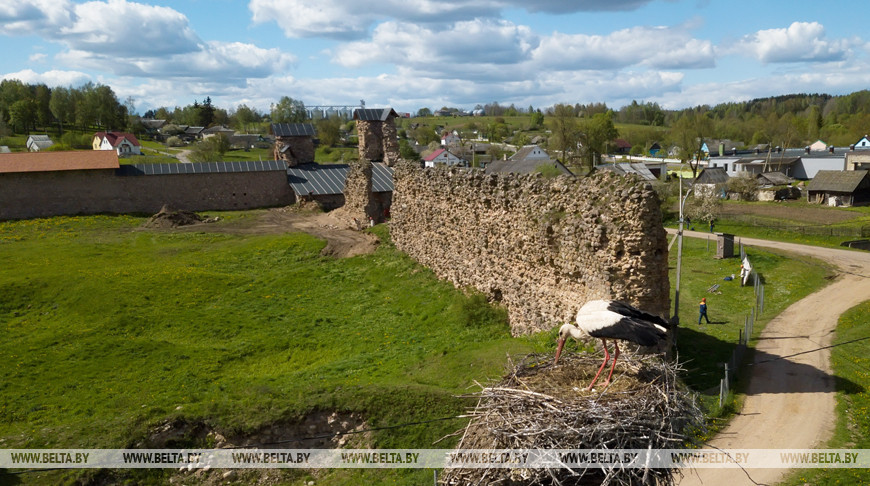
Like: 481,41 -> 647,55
693,167 -> 730,197
92,131 -> 141,156
423,148 -> 465,167
485,145 -> 572,175
806,170 -> 870,207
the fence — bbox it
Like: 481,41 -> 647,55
719,241 -> 765,407
728,215 -> 870,238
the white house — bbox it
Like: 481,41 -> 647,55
441,131 -> 461,146
423,148 -> 465,167
854,136 -> 870,149
93,131 -> 141,156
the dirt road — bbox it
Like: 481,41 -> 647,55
671,229 -> 870,486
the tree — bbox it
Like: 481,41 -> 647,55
197,96 -> 215,127
399,139 -> 419,160
9,98 -> 37,133
416,107 -> 432,117
685,192 -> 722,227
34,84 -> 52,129
546,104 -> 579,163
231,104 -> 260,133
529,110 -> 544,129
270,96 -> 306,123
50,86 -> 73,134
579,111 -> 618,169
315,115 -> 343,147
726,172 -> 759,201
669,110 -> 713,177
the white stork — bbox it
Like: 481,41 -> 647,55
554,299 -> 669,389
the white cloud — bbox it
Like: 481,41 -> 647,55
735,21 -> 856,64
29,53 -> 47,63
531,26 -> 715,70
333,19 -> 536,71
0,0 -> 74,36
1,69 -> 91,87
58,41 -> 295,83
248,0 -> 659,39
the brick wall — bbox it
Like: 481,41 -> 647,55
0,170 -> 294,220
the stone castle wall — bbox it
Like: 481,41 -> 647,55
274,136 -> 315,166
357,119 -> 400,166
390,164 -> 670,335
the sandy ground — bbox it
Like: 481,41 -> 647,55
159,207 -> 380,258
670,229 -> 870,486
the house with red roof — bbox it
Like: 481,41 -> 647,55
423,148 -> 465,167
93,131 -> 141,156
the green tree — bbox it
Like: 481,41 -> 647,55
546,104 -> 579,162
50,86 -> 74,133
529,110 -> 544,129
399,139 -> 419,160
231,104 -> 260,133
669,111 -> 713,177
9,98 -> 37,133
34,84 -> 52,129
270,96 -> 306,123
579,111 -> 618,169
416,107 -> 432,117
315,115 -> 343,147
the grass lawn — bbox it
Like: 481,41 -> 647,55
669,234 -> 834,417
0,212 -> 837,484
783,301 -> 870,485
0,214 -> 548,484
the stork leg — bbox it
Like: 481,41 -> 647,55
602,341 -> 621,387
587,339 -> 611,390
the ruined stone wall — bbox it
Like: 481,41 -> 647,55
330,160 -> 383,227
357,119 -> 400,165
391,164 -> 669,335
274,136 -> 315,166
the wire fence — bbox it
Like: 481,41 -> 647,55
726,215 -> 870,238
719,242 -> 765,407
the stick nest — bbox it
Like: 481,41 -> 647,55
441,352 -> 705,485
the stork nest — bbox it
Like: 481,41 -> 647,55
440,352 -> 705,486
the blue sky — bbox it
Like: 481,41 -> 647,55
2,0 -> 868,115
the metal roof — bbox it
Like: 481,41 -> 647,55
286,163 -> 394,196
272,123 -> 316,137
807,170 -> 870,193
597,163 -> 657,181
117,160 -> 287,176
353,108 -> 398,121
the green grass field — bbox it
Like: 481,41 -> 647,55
0,212 -> 841,484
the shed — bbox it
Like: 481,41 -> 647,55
596,163 -> 657,181
806,170 -> 870,207
756,171 -> 791,187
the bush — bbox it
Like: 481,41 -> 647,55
166,136 -> 183,147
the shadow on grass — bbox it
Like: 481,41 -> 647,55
0,469 -> 22,485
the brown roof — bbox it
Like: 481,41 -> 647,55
0,150 -> 120,174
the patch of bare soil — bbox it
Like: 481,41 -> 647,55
718,201 -> 860,224
142,205 -> 216,229
142,206 -> 380,258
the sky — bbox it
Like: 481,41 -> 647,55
1,0 -> 869,115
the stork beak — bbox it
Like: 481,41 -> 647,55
554,337 -> 566,365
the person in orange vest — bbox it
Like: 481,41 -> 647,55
698,297 -> 710,325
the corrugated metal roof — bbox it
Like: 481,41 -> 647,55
272,123 -> 316,137
598,163 -> 657,181
807,170 -> 870,192
117,160 -> 287,176
286,163 -> 394,196
353,108 -> 398,121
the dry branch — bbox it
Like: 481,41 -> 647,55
441,352 -> 705,485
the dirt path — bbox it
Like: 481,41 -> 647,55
156,207 -> 380,258
672,230 -> 870,486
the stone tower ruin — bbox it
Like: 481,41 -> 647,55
353,108 -> 400,167
272,123 -> 316,167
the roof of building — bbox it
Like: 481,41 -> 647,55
272,123 -> 316,137
756,171 -> 792,186
117,160 -> 287,176
734,156 -> 802,166
509,145 -> 551,162
807,170 -> 870,193
286,162 -> 394,196
613,138 -> 632,149
597,163 -> 657,181
0,150 -> 120,173
423,148 -> 447,161
27,135 -> 52,143
695,167 -> 730,184
29,140 -> 55,150
485,157 -> 573,176
185,126 -> 205,135
353,108 -> 398,121
140,119 -> 166,130
95,131 -> 141,147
